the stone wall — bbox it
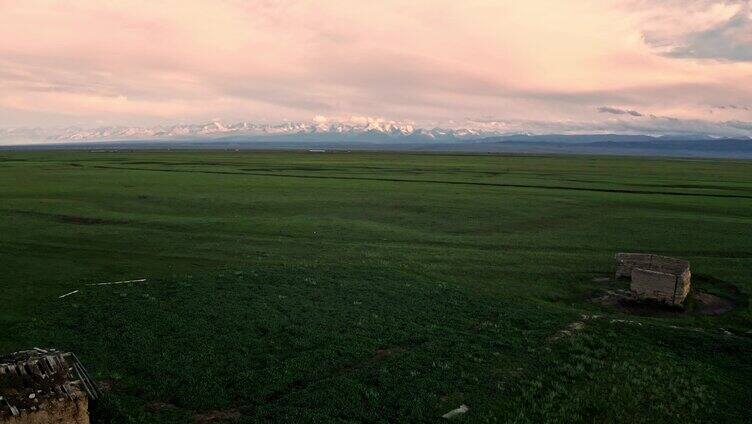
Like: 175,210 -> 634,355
614,253 -> 652,279
614,253 -> 691,305
674,268 -> 691,304
631,268 -> 677,303
615,253 -> 689,279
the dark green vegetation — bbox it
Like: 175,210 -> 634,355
1,151 -> 751,423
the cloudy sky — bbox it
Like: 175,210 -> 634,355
1,0 -> 752,135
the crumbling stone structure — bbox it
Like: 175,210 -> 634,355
0,349 -> 98,424
615,253 -> 691,305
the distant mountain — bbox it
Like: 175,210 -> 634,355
2,120 -> 752,159
478,134 -> 725,143
4,129 -> 752,158
0,119 -> 488,143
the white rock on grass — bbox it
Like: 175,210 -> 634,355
442,404 -> 469,419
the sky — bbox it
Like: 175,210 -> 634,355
1,0 -> 752,135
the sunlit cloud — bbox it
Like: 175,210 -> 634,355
0,0 -> 751,132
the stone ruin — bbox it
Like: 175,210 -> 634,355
0,349 -> 99,424
615,253 -> 691,305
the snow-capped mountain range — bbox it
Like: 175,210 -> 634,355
0,118 -> 491,143
3,116 -> 752,146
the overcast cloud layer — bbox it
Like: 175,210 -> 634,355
1,0 -> 752,136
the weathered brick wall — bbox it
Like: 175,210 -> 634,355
675,269 -> 691,304
615,253 -> 691,305
615,253 -> 689,279
615,253 -> 653,278
630,268 -> 678,304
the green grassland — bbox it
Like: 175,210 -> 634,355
1,151 -> 751,423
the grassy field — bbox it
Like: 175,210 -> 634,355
1,150 -> 751,423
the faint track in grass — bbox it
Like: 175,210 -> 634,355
87,164 -> 752,200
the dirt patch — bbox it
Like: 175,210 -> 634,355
372,346 -> 407,361
3,209 -> 127,226
97,379 -> 115,393
193,409 -> 241,424
692,292 -> 735,315
592,288 -> 735,316
593,289 -> 682,316
331,345 -> 411,380
146,401 -> 179,413
55,214 -> 121,225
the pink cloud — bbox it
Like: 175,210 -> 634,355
0,0 -> 751,128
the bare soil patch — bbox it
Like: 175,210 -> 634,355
592,288 -> 735,316
146,401 -> 179,413
55,214 -> 120,225
4,209 -> 127,226
372,346 -> 407,361
330,345 -> 411,380
693,292 -> 735,315
192,409 -> 241,424
97,379 -> 115,393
